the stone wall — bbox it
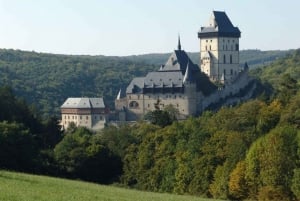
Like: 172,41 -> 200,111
201,70 -> 253,111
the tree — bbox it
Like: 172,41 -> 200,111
144,100 -> 176,127
0,121 -> 38,171
229,161 -> 248,200
54,127 -> 122,183
278,74 -> 298,105
291,169 -> 300,200
245,126 -> 298,200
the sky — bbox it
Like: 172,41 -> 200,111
0,0 -> 299,56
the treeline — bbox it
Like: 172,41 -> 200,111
0,48 -> 291,119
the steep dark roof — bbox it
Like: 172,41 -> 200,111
125,41 -> 218,95
126,77 -> 144,94
126,71 -> 184,94
198,11 -> 241,38
160,49 -> 198,73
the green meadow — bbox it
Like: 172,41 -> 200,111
0,170 -> 221,201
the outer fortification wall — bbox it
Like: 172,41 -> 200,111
201,71 -> 253,111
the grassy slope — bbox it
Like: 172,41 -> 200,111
0,171 -> 221,201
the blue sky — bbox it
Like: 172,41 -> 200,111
0,0 -> 299,56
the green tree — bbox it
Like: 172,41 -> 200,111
228,161 -> 248,200
278,74 -> 298,105
54,127 -> 121,183
291,169 -> 300,200
245,126 -> 298,200
0,121 -> 37,171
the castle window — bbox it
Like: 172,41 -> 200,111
209,45 -> 211,50
226,45 -> 228,50
80,116 -> 82,120
68,116 -> 70,119
206,40 -> 208,42
148,104 -> 150,108
235,44 -> 239,51
129,101 -> 139,108
223,55 -> 226,63
224,69 -> 226,75
177,104 -> 179,107
205,46 -> 207,51
86,116 -> 88,120
94,116 -> 97,120
100,116 -> 103,120
230,55 -> 232,64
210,39 -> 212,42
230,69 -> 233,75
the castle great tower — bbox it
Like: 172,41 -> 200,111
198,11 -> 241,84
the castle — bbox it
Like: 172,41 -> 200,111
114,11 -> 255,121
61,97 -> 108,130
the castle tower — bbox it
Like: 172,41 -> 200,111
198,11 -> 241,84
183,62 -> 197,115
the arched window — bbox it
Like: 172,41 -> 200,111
129,101 -> 139,108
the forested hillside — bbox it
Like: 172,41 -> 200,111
0,49 -> 156,118
0,48 -> 292,118
252,49 -> 300,89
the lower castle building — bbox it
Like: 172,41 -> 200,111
115,11 -> 255,121
61,97 -> 107,130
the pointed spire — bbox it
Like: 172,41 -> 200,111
183,61 -> 192,83
178,35 -> 181,50
116,89 -> 122,100
220,73 -> 225,81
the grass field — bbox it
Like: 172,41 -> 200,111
0,170 -> 222,201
